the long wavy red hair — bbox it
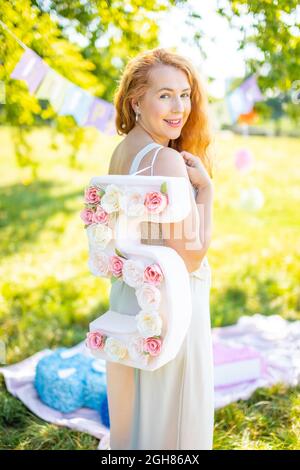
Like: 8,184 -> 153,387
114,47 -> 214,178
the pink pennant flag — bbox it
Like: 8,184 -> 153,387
84,97 -> 116,134
11,48 -> 49,93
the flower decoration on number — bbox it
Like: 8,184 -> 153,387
82,181 -> 168,365
80,182 -> 169,228
85,257 -> 165,362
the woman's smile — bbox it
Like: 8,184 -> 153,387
163,118 -> 183,128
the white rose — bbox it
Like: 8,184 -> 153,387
127,335 -> 149,364
119,188 -> 146,217
135,311 -> 162,338
135,283 -> 161,311
101,184 -> 124,213
122,259 -> 145,288
88,250 -> 110,277
87,223 -> 113,251
104,337 -> 127,361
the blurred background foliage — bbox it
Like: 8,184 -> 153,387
0,0 -> 299,179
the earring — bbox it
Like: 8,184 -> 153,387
121,123 -> 126,129
135,110 -> 140,121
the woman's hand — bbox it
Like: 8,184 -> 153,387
180,150 -> 212,190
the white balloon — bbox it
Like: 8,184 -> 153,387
239,187 -> 265,211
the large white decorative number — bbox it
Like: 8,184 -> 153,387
81,175 -> 193,371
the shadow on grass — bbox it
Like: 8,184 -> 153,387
0,180 -> 83,257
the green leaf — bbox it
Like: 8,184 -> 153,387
160,182 -> 168,194
115,248 -> 128,259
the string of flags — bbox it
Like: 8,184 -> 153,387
2,20 -> 263,133
211,75 -> 263,128
11,48 -> 116,135
226,74 -> 263,124
2,21 -> 116,135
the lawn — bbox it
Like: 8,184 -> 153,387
0,126 -> 299,449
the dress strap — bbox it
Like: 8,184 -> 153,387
129,142 -> 164,176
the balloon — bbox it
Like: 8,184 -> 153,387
239,187 -> 265,211
234,148 -> 253,172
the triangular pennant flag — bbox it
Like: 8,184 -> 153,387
226,75 -> 263,124
58,84 -> 93,125
11,48 -> 49,93
35,69 -> 70,112
84,97 -> 115,132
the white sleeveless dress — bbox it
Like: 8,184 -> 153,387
106,142 -> 214,450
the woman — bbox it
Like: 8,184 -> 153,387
106,47 -> 214,450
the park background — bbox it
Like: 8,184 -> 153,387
0,0 -> 299,449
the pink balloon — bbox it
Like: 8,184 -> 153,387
234,148 -> 253,172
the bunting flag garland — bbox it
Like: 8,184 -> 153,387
226,74 -> 263,124
6,27 -> 116,135
2,20 -> 264,135
240,75 -> 263,108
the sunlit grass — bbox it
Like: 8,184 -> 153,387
0,127 -> 299,449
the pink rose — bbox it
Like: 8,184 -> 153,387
86,331 -> 106,350
144,191 -> 168,214
84,186 -> 102,204
144,263 -> 164,286
109,255 -> 124,277
80,207 -> 94,225
93,205 -> 109,224
143,337 -> 162,356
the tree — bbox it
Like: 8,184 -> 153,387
216,0 -> 300,124
0,0 -> 186,179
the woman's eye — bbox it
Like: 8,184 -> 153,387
160,93 -> 190,99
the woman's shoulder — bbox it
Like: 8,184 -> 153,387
153,147 -> 188,178
108,140 -> 131,175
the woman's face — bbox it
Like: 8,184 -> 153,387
132,65 -> 192,146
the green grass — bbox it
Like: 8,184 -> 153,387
0,126 -> 299,449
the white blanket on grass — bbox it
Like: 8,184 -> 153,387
1,314 -> 300,449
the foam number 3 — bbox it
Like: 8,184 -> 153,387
81,175 -> 193,371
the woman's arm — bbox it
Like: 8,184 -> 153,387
180,150 -> 214,264
194,181 -> 214,260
